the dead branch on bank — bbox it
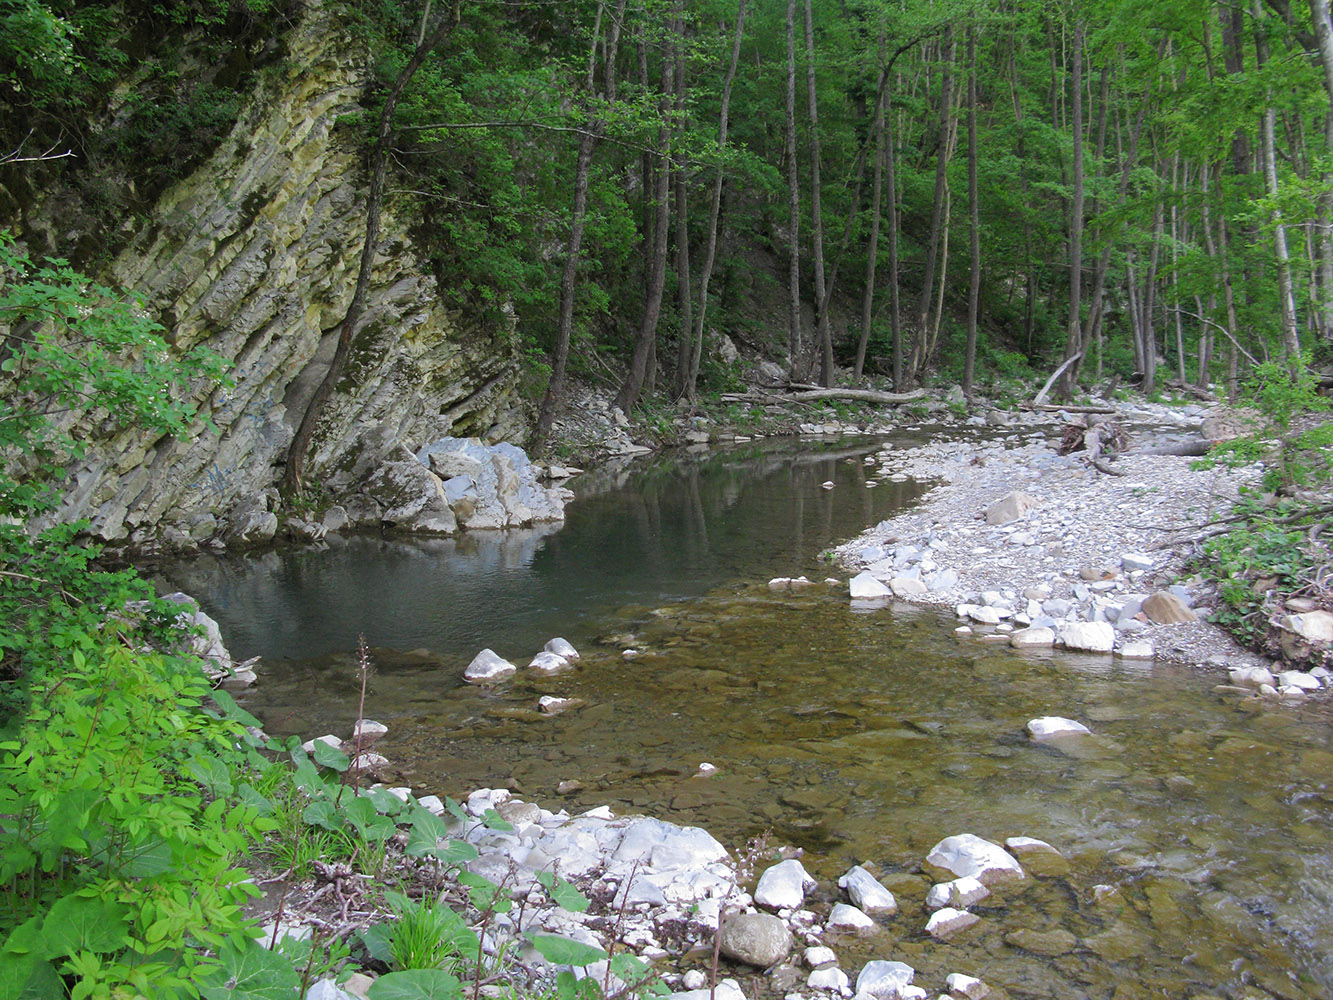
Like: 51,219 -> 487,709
721,386 -> 927,406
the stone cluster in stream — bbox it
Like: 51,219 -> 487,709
829,401 -> 1332,700
274,763 -> 1031,1000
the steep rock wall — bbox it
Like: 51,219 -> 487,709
46,0 -> 522,547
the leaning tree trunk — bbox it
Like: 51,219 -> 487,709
283,5 -> 459,496
914,28 -> 955,377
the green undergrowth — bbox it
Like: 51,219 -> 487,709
1190,359 -> 1333,657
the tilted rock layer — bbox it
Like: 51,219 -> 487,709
26,0 -> 522,547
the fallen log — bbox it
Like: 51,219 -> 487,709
1132,441 -> 1211,457
721,387 -> 927,405
1032,352 -> 1084,406
1023,403 -> 1118,415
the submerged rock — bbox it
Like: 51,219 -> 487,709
1026,717 -> 1091,740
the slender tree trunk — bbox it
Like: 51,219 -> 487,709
534,0 -> 625,452
1141,196 -> 1163,393
672,16 -> 693,400
784,0 -> 803,375
915,28 -> 955,377
1251,0 -> 1303,364
284,4 -> 459,495
856,45 -> 886,380
617,39 -> 675,413
886,78 -> 904,390
1170,154 -> 1186,382
1059,19 -> 1084,398
683,0 -> 747,401
1310,0 -> 1333,342
802,0 -> 833,386
963,26 -> 980,396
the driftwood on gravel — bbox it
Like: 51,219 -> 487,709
1023,402 -> 1118,415
721,386 -> 927,405
1059,415 -> 1129,476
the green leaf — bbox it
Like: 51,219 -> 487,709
200,939 -> 301,1000
302,799 -> 344,832
362,786 -> 408,816
458,871 -> 510,914
365,969 -> 464,1000
537,871 -> 589,913
311,740 -> 351,772
40,894 -> 132,957
528,934 -> 607,967
209,689 -> 263,729
480,808 -> 513,832
0,953 -> 62,1000
185,752 -> 234,798
359,923 -> 395,965
119,836 -> 175,877
444,797 -> 469,824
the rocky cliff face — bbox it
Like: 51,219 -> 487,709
35,0 -> 523,548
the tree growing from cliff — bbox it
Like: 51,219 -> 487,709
282,0 -> 461,497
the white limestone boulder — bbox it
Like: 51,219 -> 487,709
838,865 -> 898,915
925,834 -> 1025,886
755,858 -> 816,910
464,648 -> 516,683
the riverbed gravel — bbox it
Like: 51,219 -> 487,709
833,401 -> 1285,678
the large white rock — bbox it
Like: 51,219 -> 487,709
464,648 -> 516,683
1058,621 -> 1115,653
545,637 -> 580,659
528,651 -> 571,673
1004,837 -> 1061,857
755,858 -> 816,910
807,967 -> 850,991
1026,717 -> 1091,740
666,979 -> 747,1000
850,572 -> 893,599
1283,610 -> 1333,642
925,834 -> 1025,886
838,866 -> 898,915
855,960 -> 915,998
363,459 -> 457,534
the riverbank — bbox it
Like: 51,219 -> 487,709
830,398 -> 1332,699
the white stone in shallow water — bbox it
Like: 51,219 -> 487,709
464,648 -> 516,683
926,834 -> 1025,886
965,606 -> 1002,625
807,967 -> 850,991
1009,627 -> 1055,648
850,572 -> 892,599
545,637 -> 579,659
925,907 -> 980,940
944,973 -> 990,999
1278,670 -> 1322,691
854,960 -> 914,998
826,903 -> 875,933
924,877 -> 989,912
756,858 -> 817,910
1058,621 -> 1115,652
1027,717 -> 1091,740
529,651 -> 571,673
805,946 -> 837,967
667,979 -> 747,1000
1004,837 -> 1060,856
1116,641 -> 1155,660
838,866 -> 898,914
1230,666 -> 1276,688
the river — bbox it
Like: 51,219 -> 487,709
162,436 -> 1333,1000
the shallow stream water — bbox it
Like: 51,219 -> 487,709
163,437 -> 1333,1000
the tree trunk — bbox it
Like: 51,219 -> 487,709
616,35 -> 675,413
963,26 -> 980,396
803,0 -> 833,386
784,0 -> 803,375
683,0 -> 746,402
283,5 -> 459,495
855,48 -> 886,380
1059,19 -> 1084,398
1251,0 -> 1303,364
915,28 -> 955,376
887,76 -> 904,390
1310,0 -> 1333,342
671,15 -> 692,401
533,0 -> 626,453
